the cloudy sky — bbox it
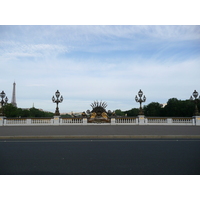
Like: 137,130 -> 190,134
0,25 -> 199,113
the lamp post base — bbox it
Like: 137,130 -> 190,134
138,115 -> 145,125
53,116 -> 60,125
193,116 -> 200,126
0,116 -> 5,126
54,112 -> 60,116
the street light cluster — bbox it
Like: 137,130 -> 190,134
135,89 -> 146,115
0,91 -> 8,116
52,90 -> 63,116
190,90 -> 200,115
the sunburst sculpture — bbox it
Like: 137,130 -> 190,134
86,100 -> 111,123
90,100 -> 107,109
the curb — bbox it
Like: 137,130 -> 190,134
0,135 -> 200,140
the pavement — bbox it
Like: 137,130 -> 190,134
0,125 -> 200,139
1,139 -> 200,175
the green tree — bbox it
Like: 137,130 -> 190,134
144,102 -> 163,117
4,104 -> 18,117
115,109 -> 125,116
61,113 -> 72,118
163,98 -> 179,117
17,108 -> 30,117
162,98 -> 198,117
124,108 -> 139,116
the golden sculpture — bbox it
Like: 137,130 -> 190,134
102,112 -> 108,119
90,112 -> 97,119
87,101 -> 111,123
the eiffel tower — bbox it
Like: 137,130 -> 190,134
11,82 -> 17,107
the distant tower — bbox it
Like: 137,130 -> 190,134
11,82 -> 17,107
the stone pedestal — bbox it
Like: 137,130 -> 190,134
83,118 -> 87,125
167,118 -> 173,125
0,116 -> 4,126
54,116 -> 60,125
138,115 -> 145,125
27,119 -> 32,125
111,118 -> 116,125
193,116 -> 200,126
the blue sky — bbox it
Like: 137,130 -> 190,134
0,25 -> 200,113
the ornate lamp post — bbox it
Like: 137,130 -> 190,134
52,90 -> 63,116
0,91 -> 8,116
135,89 -> 146,115
190,90 -> 200,116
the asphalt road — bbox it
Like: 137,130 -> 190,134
0,125 -> 200,140
1,139 -> 200,175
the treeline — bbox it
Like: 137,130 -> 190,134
3,104 -> 54,118
2,98 -> 200,118
115,98 -> 200,117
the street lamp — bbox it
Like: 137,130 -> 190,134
52,90 -> 63,116
0,91 -> 8,116
135,89 -> 146,115
190,90 -> 200,116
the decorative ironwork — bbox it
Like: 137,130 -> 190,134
190,90 -> 200,115
52,90 -> 63,116
87,100 -> 111,123
0,91 -> 8,116
135,89 -> 146,115
90,101 -> 107,109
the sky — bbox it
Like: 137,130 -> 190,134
0,2 -> 200,196
0,25 -> 200,113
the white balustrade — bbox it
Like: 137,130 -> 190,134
172,118 -> 193,124
0,116 -> 198,126
61,118 -> 83,124
5,118 -> 27,125
147,118 -> 167,124
31,118 -> 52,124
115,117 -> 137,124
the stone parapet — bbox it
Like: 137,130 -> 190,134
193,116 -> 200,126
0,116 -> 4,126
0,116 -> 199,126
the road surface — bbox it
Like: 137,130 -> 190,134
0,125 -> 200,139
1,139 -> 200,175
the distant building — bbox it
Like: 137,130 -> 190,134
161,103 -> 167,108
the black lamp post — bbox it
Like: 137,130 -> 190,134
190,90 -> 200,116
0,91 -> 8,116
135,89 -> 146,115
52,90 -> 63,116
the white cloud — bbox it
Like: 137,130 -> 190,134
0,40 -> 69,61
2,55 -> 197,112
0,25 -> 199,113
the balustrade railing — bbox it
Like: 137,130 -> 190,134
115,117 -> 137,124
0,116 -> 199,126
61,118 -> 83,124
172,117 -> 193,124
6,118 -> 27,125
146,117 -> 168,124
31,118 -> 52,124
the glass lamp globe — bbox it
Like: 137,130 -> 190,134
138,89 -> 143,97
55,90 -> 60,98
193,90 -> 198,99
